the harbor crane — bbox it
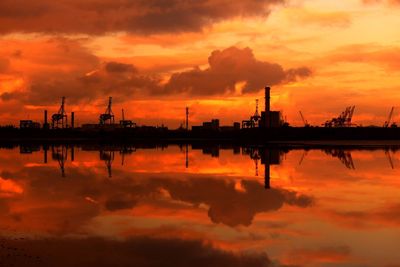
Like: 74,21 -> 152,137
99,97 -> 115,125
324,106 -> 355,127
52,97 -> 67,129
299,111 -> 310,127
384,107 -> 397,128
242,99 -> 261,128
119,109 -> 135,128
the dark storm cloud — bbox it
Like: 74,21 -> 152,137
105,62 -> 138,73
161,47 -> 312,95
0,0 -> 284,35
1,61 -> 161,105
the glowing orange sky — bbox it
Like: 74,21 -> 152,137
1,0 -> 400,127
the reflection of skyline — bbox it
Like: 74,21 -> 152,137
324,148 -> 355,170
0,156 -> 313,229
0,236 -> 273,267
23,143 -> 288,189
2,145 -> 400,266
100,150 -> 114,178
8,144 -> 400,184
50,145 -> 68,177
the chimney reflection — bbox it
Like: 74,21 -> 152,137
43,144 -> 48,164
120,146 -> 136,166
71,145 -> 75,162
19,143 -> 400,182
185,143 -> 189,168
243,147 -> 283,189
262,149 -> 282,189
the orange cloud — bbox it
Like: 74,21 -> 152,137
162,47 -> 312,95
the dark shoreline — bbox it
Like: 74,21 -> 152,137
2,127 -> 400,148
2,139 -> 400,150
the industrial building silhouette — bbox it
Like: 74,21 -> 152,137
3,85 -> 400,141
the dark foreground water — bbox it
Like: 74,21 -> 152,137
0,144 -> 399,267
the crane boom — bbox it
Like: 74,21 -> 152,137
384,107 -> 395,128
299,111 -> 308,127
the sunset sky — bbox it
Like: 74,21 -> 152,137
1,0 -> 400,127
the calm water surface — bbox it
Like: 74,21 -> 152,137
1,144 -> 400,267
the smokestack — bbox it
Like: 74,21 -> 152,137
185,107 -> 189,130
44,110 -> 48,129
71,112 -> 75,129
265,86 -> 271,128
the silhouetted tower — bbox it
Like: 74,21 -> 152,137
186,107 -> 189,130
52,97 -> 68,129
264,86 -> 271,128
254,99 -> 260,118
43,110 -> 49,129
71,112 -> 75,129
99,97 -> 114,125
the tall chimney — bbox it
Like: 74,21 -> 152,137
265,86 -> 271,128
43,110 -> 48,129
185,107 -> 189,130
71,112 -> 75,129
